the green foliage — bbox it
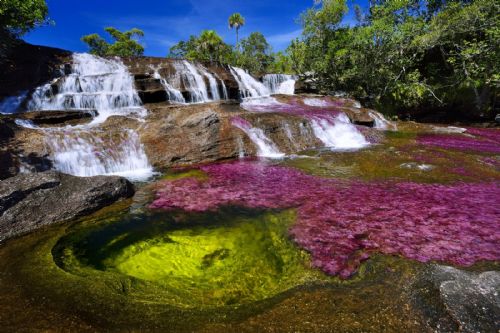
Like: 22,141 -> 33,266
168,30 -> 295,75
236,32 -> 273,74
81,27 -> 145,57
0,0 -> 49,35
168,30 -> 233,64
294,0 -> 499,116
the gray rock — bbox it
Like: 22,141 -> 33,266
0,171 -> 134,241
413,264 -> 500,333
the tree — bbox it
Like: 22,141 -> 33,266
228,13 -> 245,46
268,51 -> 293,74
168,30 -> 233,65
0,0 -> 49,36
237,32 -> 273,73
81,27 -> 145,57
197,30 -> 224,63
294,0 -> 499,118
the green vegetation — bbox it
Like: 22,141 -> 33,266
168,30 -> 234,64
81,27 -> 145,57
291,0 -> 499,116
168,27 -> 293,74
0,0 -> 49,36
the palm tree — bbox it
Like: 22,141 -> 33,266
228,13 -> 245,47
198,30 -> 223,63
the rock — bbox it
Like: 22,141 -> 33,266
138,89 -> 168,104
0,41 -> 70,102
14,110 -> 96,126
413,264 -> 500,333
0,171 -> 134,241
0,151 -> 17,180
0,118 -> 19,180
139,104 -> 238,168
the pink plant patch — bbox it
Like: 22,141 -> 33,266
150,161 -> 500,278
418,128 -> 500,153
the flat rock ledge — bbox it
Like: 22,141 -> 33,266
0,171 -> 134,242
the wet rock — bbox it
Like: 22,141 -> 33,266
0,118 -> 19,179
413,265 -> 500,333
139,103 -> 241,168
13,110 -> 96,126
0,171 -> 134,241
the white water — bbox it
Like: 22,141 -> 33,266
14,119 -> 39,129
215,73 -> 229,100
240,96 -> 286,112
232,119 -> 284,158
303,98 -> 330,107
24,53 -> 153,181
262,74 -> 296,95
369,111 -> 396,130
29,53 -> 145,124
45,129 -> 152,181
152,66 -> 186,104
311,113 -> 369,150
177,61 -> 210,103
198,65 -> 221,101
230,67 -> 270,99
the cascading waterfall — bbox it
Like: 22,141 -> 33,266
230,67 -> 270,99
45,129 -> 152,180
198,65 -> 221,101
232,117 -> 284,158
23,53 -> 153,180
262,74 -> 296,95
214,73 -> 229,100
29,53 -> 145,124
175,61 -> 210,103
369,111 -> 396,130
311,113 -> 369,150
152,66 -> 186,104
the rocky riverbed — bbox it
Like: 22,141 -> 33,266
0,44 -> 498,332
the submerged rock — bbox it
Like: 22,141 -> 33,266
0,171 -> 134,241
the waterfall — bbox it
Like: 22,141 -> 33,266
152,66 -> 186,104
230,67 -> 270,99
28,53 -> 145,124
214,73 -> 229,100
262,74 -> 296,95
46,129 -> 152,180
198,65 -> 221,101
311,113 -> 369,150
175,61 -> 210,103
231,117 -> 284,158
369,111 -> 396,130
23,53 -> 153,181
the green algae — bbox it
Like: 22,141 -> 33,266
285,127 -> 500,184
54,207 -> 324,308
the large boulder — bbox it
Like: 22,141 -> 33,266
0,171 -> 134,241
413,264 -> 500,333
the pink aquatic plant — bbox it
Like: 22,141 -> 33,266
418,128 -> 500,153
150,161 -> 500,278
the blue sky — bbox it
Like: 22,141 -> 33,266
24,0 -> 365,57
